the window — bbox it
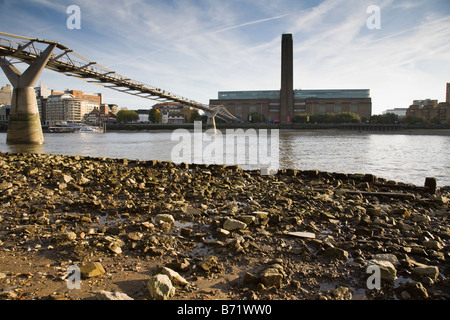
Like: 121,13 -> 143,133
235,105 -> 242,117
318,104 -> 326,115
334,104 -> 342,114
350,104 -> 359,114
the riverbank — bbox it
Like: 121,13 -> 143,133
104,123 -> 450,136
0,152 -> 449,300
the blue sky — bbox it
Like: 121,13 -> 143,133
1,0 -> 449,115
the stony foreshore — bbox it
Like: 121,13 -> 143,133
0,152 -> 449,300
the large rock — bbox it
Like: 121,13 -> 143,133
147,274 -> 175,300
413,266 -> 439,280
223,218 -> 247,231
80,262 -> 106,278
368,259 -> 397,282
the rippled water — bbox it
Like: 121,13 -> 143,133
0,130 -> 448,186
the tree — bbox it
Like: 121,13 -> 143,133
149,108 -> 162,123
292,114 -> 310,123
189,110 -> 202,123
370,113 -> 399,124
116,110 -> 139,123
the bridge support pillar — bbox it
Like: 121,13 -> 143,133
206,115 -> 217,134
0,44 -> 56,144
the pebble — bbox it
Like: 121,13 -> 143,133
0,152 -> 448,301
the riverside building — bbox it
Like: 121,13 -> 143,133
210,34 -> 372,122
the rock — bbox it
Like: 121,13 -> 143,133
333,286 -> 352,300
94,290 -> 134,300
260,267 -> 283,287
108,242 -> 122,254
412,215 -> 430,224
287,231 -> 316,239
422,240 -> 443,251
368,259 -> 397,282
80,262 -> 106,278
198,255 -> 223,273
373,253 -> 400,266
56,231 -> 77,243
319,247 -> 349,262
397,281 -> 429,299
154,214 -> 175,225
159,267 -> 189,287
127,232 -> 144,241
237,215 -> 256,225
413,266 -> 439,280
223,218 -> 247,231
243,272 -> 259,285
390,208 -> 410,218
147,274 -> 175,300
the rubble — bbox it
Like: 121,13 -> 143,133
0,152 -> 449,300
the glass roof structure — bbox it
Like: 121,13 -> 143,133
218,89 -> 370,100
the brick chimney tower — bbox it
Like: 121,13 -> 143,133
280,34 -> 294,123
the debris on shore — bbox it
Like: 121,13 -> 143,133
0,152 -> 448,300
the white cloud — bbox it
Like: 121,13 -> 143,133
1,0 -> 449,113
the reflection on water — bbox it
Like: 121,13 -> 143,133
6,144 -> 45,155
0,131 -> 449,186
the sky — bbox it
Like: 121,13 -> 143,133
0,0 -> 449,115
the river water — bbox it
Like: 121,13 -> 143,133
0,130 -> 449,187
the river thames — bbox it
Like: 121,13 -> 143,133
0,130 -> 449,187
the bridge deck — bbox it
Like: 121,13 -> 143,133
0,31 -> 239,122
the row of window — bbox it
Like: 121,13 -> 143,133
232,103 -> 360,117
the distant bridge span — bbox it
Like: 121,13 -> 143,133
0,31 -> 239,123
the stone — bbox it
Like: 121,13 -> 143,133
237,215 -> 256,225
391,208 -> 410,218
154,214 -> 175,225
333,286 -> 352,300
159,267 -> 189,287
223,218 -> 247,231
320,247 -> 349,262
94,290 -> 134,300
398,281 -> 429,299
108,242 -> 122,254
260,267 -> 283,287
80,262 -> 106,278
368,259 -> 397,282
422,240 -> 443,251
243,272 -> 259,285
147,274 -> 175,300
373,253 -> 400,266
413,266 -> 439,280
127,232 -> 144,241
287,231 -> 316,239
198,255 -> 223,273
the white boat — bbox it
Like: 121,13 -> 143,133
76,126 -> 99,133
